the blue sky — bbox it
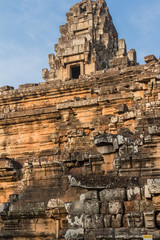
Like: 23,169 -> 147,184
0,0 -> 160,88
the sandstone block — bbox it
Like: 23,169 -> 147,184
108,201 -> 124,215
127,212 -> 143,228
134,213 -> 144,228
92,214 -> 104,229
124,201 -> 136,213
113,138 -> 119,150
113,158 -> 121,169
127,213 -> 134,228
144,54 -> 157,63
84,199 -> 99,215
0,85 -> 14,91
147,178 -> 160,194
117,135 -> 125,145
153,195 -> 160,211
148,125 -> 160,135
97,145 -> 115,155
123,214 -> 128,228
100,201 -> 109,214
83,215 -> 92,229
144,211 -> 155,229
47,198 -> 64,209
139,200 -> 154,212
94,134 -> 114,146
67,215 -> 83,228
127,49 -> 137,65
104,214 -> 111,228
111,214 -> 122,228
100,188 -> 126,202
111,116 -> 119,123
127,187 -> 141,201
0,202 -> 10,215
83,214 -> 104,229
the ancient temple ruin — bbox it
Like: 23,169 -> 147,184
42,0 -> 137,82
0,0 -> 160,239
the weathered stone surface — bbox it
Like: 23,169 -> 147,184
116,104 -> 128,114
111,214 -> 122,228
42,0 -> 137,82
104,214 -> 111,228
127,187 -> 141,201
108,201 -> 124,215
144,55 -> 157,63
127,212 -> 143,228
84,199 -> 100,215
100,188 -> 126,201
144,212 -> 155,229
65,201 -> 83,215
80,190 -> 98,202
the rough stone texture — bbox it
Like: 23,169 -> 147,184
42,0 -> 137,82
0,0 -> 160,239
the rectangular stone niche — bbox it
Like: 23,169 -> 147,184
67,62 -> 84,79
71,65 -> 80,79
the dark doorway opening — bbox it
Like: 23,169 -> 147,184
71,65 -> 80,79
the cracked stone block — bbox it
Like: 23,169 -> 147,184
109,201 -> 124,215
127,187 -> 141,201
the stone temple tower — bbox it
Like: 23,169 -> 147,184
42,0 -> 137,82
